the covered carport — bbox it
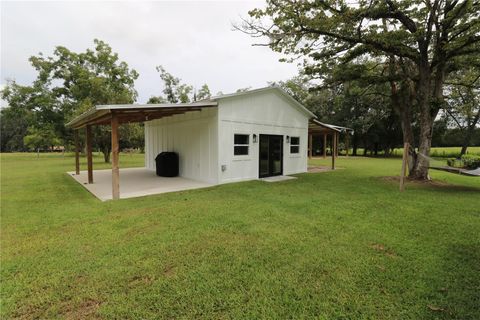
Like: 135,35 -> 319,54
66,101 -> 217,200
308,119 -> 354,169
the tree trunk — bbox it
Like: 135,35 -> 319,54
384,147 -> 391,157
102,146 -> 111,163
410,60 -> 434,180
352,138 -> 358,156
411,117 -> 433,179
389,56 -> 418,174
410,51 -> 447,180
460,126 -> 474,156
398,110 -> 416,174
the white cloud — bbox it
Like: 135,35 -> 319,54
1,1 -> 298,104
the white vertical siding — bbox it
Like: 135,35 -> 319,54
144,108 -> 218,184
144,89 -> 310,186
217,90 -> 309,184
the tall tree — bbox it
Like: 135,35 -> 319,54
1,82 -> 34,151
272,74 -> 399,156
23,125 -> 60,152
0,79 -> 60,151
196,84 -> 211,100
319,57 -> 418,168
239,0 -> 480,179
0,106 -> 30,152
28,39 -> 139,162
147,96 -> 167,104
444,67 -> 480,155
155,66 -> 193,103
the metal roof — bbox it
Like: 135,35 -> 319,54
66,86 -> 317,129
309,119 -> 354,134
95,101 -> 218,110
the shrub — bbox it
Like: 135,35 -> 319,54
461,155 -> 480,169
447,158 -> 458,167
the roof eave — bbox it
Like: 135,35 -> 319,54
95,101 -> 217,110
66,108 -> 110,129
311,119 -> 354,133
66,101 -> 219,129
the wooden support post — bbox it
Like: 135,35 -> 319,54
331,133 -> 336,170
308,134 -> 313,159
399,142 -> 409,192
335,133 -> 339,158
86,125 -> 93,184
74,130 -> 80,175
111,113 -> 120,200
345,133 -> 349,157
323,133 -> 327,158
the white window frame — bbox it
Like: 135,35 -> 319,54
233,133 -> 250,158
290,136 -> 300,155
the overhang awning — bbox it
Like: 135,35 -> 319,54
66,101 -> 218,129
309,119 -> 354,135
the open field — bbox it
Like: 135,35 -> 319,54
1,153 -> 479,319
391,146 -> 480,158
334,146 -> 480,158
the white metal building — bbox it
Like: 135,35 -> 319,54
144,86 -> 315,184
67,86 -> 330,200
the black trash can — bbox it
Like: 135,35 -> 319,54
155,152 -> 179,177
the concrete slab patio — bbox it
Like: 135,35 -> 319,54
68,167 -> 213,201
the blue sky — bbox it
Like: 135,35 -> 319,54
1,1 -> 298,107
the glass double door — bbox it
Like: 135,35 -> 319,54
259,134 -> 283,178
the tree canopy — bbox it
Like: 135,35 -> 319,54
239,0 -> 480,179
1,40 -> 142,161
148,66 -> 211,104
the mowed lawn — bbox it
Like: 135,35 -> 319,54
1,153 -> 479,319
391,146 -> 480,158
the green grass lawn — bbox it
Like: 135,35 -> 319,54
1,153 -> 479,319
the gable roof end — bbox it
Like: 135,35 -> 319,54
211,86 -> 316,119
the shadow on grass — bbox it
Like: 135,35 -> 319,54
379,176 -> 480,193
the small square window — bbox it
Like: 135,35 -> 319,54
290,136 -> 300,154
234,134 -> 249,156
234,146 -> 249,155
234,134 -> 249,145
